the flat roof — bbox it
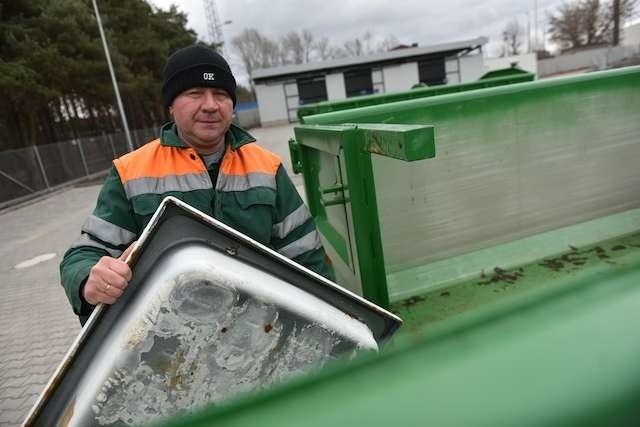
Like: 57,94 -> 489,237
252,36 -> 488,81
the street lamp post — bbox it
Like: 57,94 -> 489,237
91,0 -> 134,153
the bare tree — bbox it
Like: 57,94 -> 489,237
343,31 -> 403,56
314,36 -> 332,60
301,30 -> 314,63
281,31 -> 305,64
231,28 -> 281,88
279,30 -> 316,64
377,35 -> 400,52
233,27 -> 407,83
501,19 -> 524,56
343,37 -> 364,56
548,0 -> 637,51
312,36 -> 347,61
548,1 -> 584,50
362,31 -> 374,54
583,0 -> 606,44
607,0 -> 637,44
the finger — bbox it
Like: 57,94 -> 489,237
101,295 -> 117,305
98,268 -> 129,291
104,259 -> 133,283
119,241 -> 137,263
84,287 -> 100,306
101,282 -> 123,299
93,279 -> 120,304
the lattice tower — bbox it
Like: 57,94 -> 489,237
203,0 -> 226,57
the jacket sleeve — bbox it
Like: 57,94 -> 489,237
270,165 -> 335,281
59,166 -> 138,317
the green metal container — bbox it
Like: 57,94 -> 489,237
296,67 -> 535,121
478,65 -> 534,80
156,66 -> 640,426
293,65 -> 640,307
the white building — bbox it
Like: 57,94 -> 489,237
622,22 -> 640,48
252,37 -> 488,125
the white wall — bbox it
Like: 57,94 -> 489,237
255,83 -> 288,125
484,53 -> 538,76
458,53 -> 485,83
538,45 -> 639,77
325,72 -> 346,100
622,22 -> 640,47
445,58 -> 461,84
382,62 -> 419,93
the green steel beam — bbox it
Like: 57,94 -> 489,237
297,70 -> 535,121
356,123 -> 435,161
287,138 -> 303,174
291,127 -> 354,273
303,65 -> 640,126
479,66 -> 533,80
341,127 -> 388,306
292,123 -> 435,307
292,123 -> 435,169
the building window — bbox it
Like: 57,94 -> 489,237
297,76 -> 328,105
344,69 -> 374,97
418,57 -> 446,86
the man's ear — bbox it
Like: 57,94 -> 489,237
168,106 -> 173,117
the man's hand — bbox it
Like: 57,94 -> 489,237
83,243 -> 135,305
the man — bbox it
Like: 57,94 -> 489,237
60,44 -> 334,324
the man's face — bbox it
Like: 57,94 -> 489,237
170,87 -> 234,154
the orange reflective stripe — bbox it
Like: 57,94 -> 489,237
114,140 -> 206,183
220,144 -> 281,176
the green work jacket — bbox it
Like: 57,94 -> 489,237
60,122 -> 334,322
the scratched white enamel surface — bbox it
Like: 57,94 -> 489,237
65,245 -> 376,426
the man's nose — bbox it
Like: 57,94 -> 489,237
201,90 -> 219,111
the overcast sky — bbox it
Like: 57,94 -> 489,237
148,0 -> 571,84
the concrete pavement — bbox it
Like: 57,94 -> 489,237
0,123 -> 300,425
0,186 -> 95,425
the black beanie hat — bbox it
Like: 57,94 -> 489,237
162,45 -> 237,108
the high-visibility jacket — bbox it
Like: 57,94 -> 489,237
60,122 -> 334,322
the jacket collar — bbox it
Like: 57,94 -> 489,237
159,121 -> 256,151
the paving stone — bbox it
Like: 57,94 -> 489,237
0,395 -> 31,418
0,376 -> 28,390
0,408 -> 27,426
0,185 -> 94,423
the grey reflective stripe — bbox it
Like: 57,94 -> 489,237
272,204 -> 312,239
69,234 -> 122,258
217,172 -> 276,192
123,173 -> 211,198
278,230 -> 322,259
81,215 -> 136,247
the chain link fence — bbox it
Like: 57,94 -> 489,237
0,128 -> 158,207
